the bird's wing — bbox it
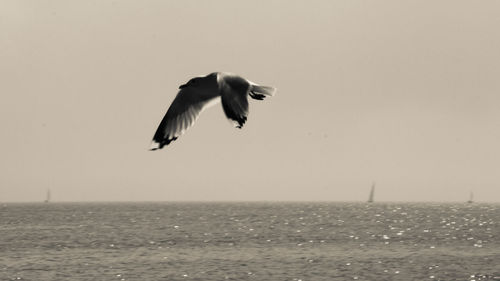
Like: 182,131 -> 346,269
150,87 -> 220,150
219,75 -> 250,128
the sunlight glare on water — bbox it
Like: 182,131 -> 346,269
0,202 -> 498,280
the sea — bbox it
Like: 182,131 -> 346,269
0,202 -> 498,281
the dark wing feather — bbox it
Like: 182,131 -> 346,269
151,87 -> 218,150
220,75 -> 250,128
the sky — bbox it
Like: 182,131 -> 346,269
1,0 -> 499,202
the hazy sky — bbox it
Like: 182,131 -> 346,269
2,1 -> 499,202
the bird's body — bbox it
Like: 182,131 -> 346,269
150,72 -> 276,150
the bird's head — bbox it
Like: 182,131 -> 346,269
179,73 -> 219,90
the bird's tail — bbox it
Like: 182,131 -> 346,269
249,85 -> 277,100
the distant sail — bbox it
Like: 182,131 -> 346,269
367,182 -> 375,203
467,192 -> 473,204
44,189 -> 51,203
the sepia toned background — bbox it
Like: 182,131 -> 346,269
1,0 -> 499,202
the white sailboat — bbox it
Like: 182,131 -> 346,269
367,182 -> 375,203
467,192 -> 473,204
44,189 -> 51,203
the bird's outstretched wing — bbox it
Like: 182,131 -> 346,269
219,75 -> 250,128
150,87 -> 219,150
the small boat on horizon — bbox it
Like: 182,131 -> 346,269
44,189 -> 51,203
467,192 -> 473,204
367,182 -> 375,203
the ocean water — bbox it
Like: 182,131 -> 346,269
0,202 -> 498,281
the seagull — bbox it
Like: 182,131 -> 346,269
150,72 -> 276,150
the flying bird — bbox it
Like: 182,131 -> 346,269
150,72 -> 276,150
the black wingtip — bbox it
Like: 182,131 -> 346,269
249,91 -> 266,100
236,116 -> 247,128
149,141 -> 161,151
150,136 -> 178,151
150,140 -> 164,151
